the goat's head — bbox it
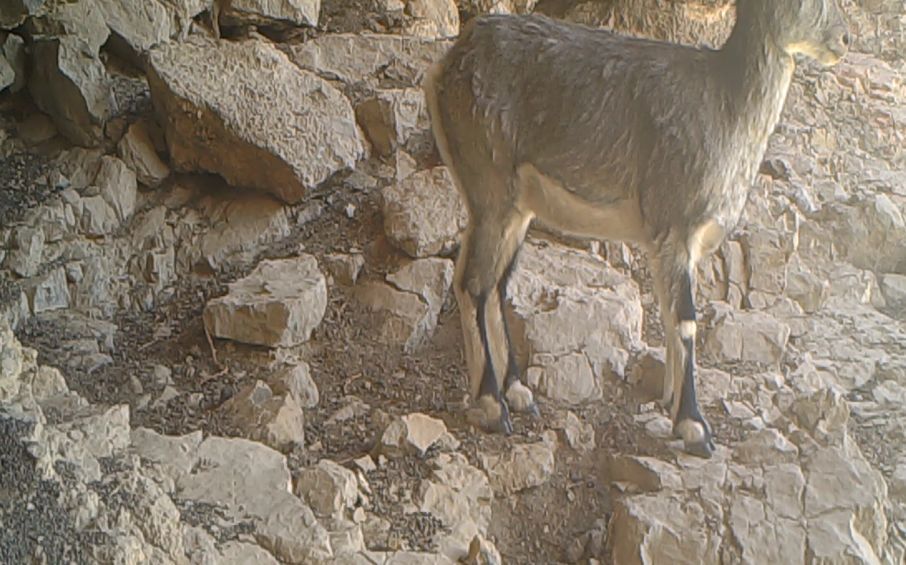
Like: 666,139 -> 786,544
743,0 -> 851,65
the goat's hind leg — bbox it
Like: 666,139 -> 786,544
456,210 -> 535,433
653,253 -> 715,458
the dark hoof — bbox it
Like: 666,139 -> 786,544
683,437 -> 715,459
469,395 -> 513,435
504,381 -> 537,416
674,419 -> 715,459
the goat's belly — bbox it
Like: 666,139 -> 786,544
516,163 -> 646,242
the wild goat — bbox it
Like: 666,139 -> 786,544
424,0 -> 849,458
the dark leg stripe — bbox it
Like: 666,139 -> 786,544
498,249 -> 521,388
677,270 -> 696,323
475,292 -> 501,399
676,336 -> 702,419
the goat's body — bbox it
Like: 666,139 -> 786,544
426,4 -> 848,456
431,15 -> 794,247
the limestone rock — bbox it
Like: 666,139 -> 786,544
117,120 -> 170,187
56,146 -> 103,190
729,495 -> 806,564
177,436 -> 333,562
386,258 -> 454,316
177,436 -> 292,509
607,455 -> 682,492
0,50 -> 14,92
29,36 -> 115,147
131,427 -> 203,486
24,0 -> 109,55
379,413 -> 451,457
741,227 -> 794,306
872,380 -> 906,405
416,453 -> 493,560
1,34 -> 26,93
550,410 -> 596,453
327,521 -> 365,555
355,282 -> 434,352
703,307 -> 791,365
784,257 -> 829,314
80,195 -> 119,236
197,190 -> 291,269
1,0 -> 47,29
803,439 -> 888,562
790,387 -> 850,440
5,226 -> 44,278
608,494 -> 720,565
880,273 -> 906,315
220,380 -> 306,450
830,193 -> 906,274
94,155 -> 138,222
204,256 -> 327,348
268,361 -> 319,408
382,258 -> 454,344
30,365 -> 69,400
24,267 -> 70,314
225,0 -> 320,26
629,348 -> 666,403
356,88 -> 427,157
381,167 -> 467,258
401,0 -> 459,39
508,241 -> 643,397
733,428 -> 798,466
219,541 -> 282,564
558,0 -> 733,47
94,0 -> 173,57
464,534 -> 501,565
36,198 -> 77,242
42,404 -> 132,483
323,252 -> 365,285
288,33 -> 449,86
890,459 -> 906,498
461,0 -> 536,15
295,459 -> 360,518
527,351 -> 599,405
148,38 -> 363,203
480,433 -> 556,494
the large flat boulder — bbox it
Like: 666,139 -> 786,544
148,38 -> 363,203
203,256 -> 327,348
176,436 -> 333,562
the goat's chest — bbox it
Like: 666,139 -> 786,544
700,125 -> 774,232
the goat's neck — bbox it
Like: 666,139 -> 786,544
717,21 -> 795,139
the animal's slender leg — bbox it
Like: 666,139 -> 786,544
454,230 -> 483,404
650,256 -> 678,409
456,209 -> 533,433
496,248 -> 538,416
653,248 -> 715,458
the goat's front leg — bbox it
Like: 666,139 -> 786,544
653,253 -> 715,458
456,209 -> 536,434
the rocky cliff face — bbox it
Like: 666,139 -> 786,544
0,0 -> 904,563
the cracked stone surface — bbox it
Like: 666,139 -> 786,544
0,1 -> 904,563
